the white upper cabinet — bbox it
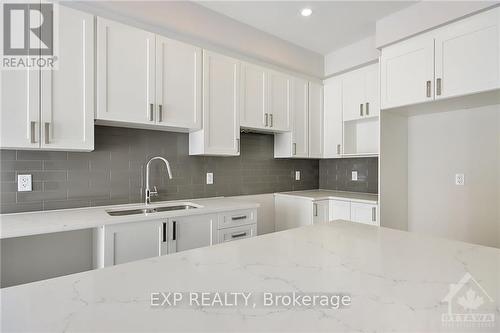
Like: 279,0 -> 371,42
292,78 -> 309,157
40,6 -> 94,151
342,68 -> 366,121
434,7 -> 500,99
381,7 -> 500,109
342,63 -> 380,121
323,76 -> 343,158
96,18 -> 155,125
267,71 -> 291,131
189,50 -> 240,156
1,6 -> 93,151
308,81 -> 324,158
155,36 -> 202,130
240,62 -> 267,129
1,67 -> 40,149
380,33 -> 435,109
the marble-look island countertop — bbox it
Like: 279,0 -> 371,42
275,189 -> 378,203
2,221 -> 499,332
0,197 -> 259,239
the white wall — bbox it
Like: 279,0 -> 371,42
66,1 -> 324,78
376,1 -> 498,48
324,36 -> 379,77
407,105 -> 500,248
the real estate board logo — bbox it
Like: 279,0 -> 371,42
441,272 -> 496,329
2,2 -> 58,69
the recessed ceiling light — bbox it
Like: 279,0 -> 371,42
300,8 -> 312,17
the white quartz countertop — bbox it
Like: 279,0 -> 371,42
2,221 -> 499,332
275,189 -> 378,203
0,197 -> 259,239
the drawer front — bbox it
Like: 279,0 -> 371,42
218,209 -> 257,229
217,224 -> 257,243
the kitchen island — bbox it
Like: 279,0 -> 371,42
2,221 -> 499,332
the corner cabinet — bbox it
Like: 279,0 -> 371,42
381,6 -> 500,109
96,17 -> 202,131
1,6 -> 94,151
189,51 -> 240,156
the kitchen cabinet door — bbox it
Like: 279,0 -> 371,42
168,214 -> 216,253
217,224 -> 257,243
102,221 -> 162,267
312,200 -> 329,224
240,62 -> 267,129
275,195 -> 313,231
96,17 -> 155,125
308,81 -> 324,158
267,71 -> 291,131
364,63 -> 380,118
342,68 -> 365,121
292,78 -> 309,157
350,202 -> 378,226
190,51 -> 240,156
40,6 -> 94,151
380,33 -> 434,109
329,200 -> 351,221
155,36 -> 202,130
434,7 -> 500,99
0,67 -> 40,149
323,76 -> 343,158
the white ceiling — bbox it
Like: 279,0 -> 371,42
197,1 -> 416,55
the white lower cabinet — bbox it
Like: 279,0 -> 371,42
350,202 -> 378,226
94,209 -> 257,268
312,200 -> 329,224
94,220 -> 163,268
167,214 -> 217,254
329,200 -> 351,221
275,194 -> 379,231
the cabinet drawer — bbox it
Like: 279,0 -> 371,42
217,224 -> 257,243
218,209 -> 256,229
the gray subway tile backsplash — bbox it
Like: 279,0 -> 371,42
0,126 -> 379,214
0,126 -> 321,214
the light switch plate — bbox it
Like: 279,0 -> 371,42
206,172 -> 214,185
351,171 -> 358,181
455,173 -> 465,186
17,174 -> 32,192
295,171 -> 301,181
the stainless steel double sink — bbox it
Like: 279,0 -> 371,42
106,203 -> 199,216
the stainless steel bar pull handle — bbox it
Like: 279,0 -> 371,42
372,207 -> 376,222
162,222 -> 167,243
293,143 -> 297,156
44,122 -> 50,144
172,221 -> 177,241
264,113 -> 268,127
436,78 -> 442,96
426,81 -> 431,98
313,203 -> 318,217
231,215 -> 247,221
231,232 -> 247,238
366,102 -> 369,116
237,138 -> 240,153
269,114 -> 273,127
30,121 -> 37,144
337,144 -> 341,155
158,104 -> 163,122
360,104 -> 363,117
149,103 -> 154,121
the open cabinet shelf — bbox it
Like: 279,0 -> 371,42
343,116 -> 379,156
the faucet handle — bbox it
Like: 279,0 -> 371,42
151,185 -> 159,196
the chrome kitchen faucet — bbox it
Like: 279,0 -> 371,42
145,157 -> 173,205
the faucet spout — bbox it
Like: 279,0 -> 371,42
145,157 -> 173,205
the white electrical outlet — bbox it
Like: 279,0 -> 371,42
351,171 -> 358,181
455,173 -> 465,186
295,171 -> 301,181
206,172 -> 214,185
17,174 -> 32,192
